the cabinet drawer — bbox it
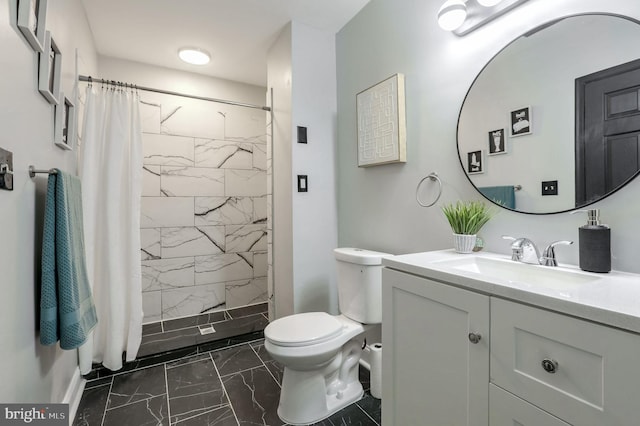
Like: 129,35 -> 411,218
491,297 -> 640,426
489,384 -> 570,426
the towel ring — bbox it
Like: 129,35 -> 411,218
416,172 -> 442,207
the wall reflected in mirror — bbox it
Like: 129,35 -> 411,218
457,14 -> 640,214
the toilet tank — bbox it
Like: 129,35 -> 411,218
334,248 -> 393,324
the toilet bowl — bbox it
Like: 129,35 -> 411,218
264,248 -> 392,425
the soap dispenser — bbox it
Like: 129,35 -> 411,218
573,209 -> 611,273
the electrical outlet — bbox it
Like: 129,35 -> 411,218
541,180 -> 558,196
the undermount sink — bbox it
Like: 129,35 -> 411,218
431,256 -> 601,291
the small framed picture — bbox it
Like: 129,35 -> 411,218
38,31 -> 61,104
467,150 -> 484,174
488,128 -> 507,155
17,0 -> 48,52
510,106 -> 532,137
54,94 -> 75,151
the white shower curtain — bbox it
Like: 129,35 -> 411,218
78,85 -> 143,373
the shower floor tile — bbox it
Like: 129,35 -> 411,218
74,338 -> 381,426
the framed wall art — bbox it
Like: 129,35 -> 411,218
510,106 -> 532,137
467,150 -> 484,174
17,0 -> 48,52
54,94 -> 75,150
488,128 -> 507,155
38,31 -> 61,104
356,73 -> 407,167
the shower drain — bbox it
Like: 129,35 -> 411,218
198,325 -> 216,335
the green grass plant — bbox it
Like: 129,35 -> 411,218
441,201 -> 493,235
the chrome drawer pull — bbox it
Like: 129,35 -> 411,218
541,358 -> 559,374
468,332 -> 482,344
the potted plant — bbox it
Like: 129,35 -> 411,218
441,201 -> 494,253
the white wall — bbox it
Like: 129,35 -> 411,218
337,0 -> 640,273
267,24 -> 294,318
0,0 -> 97,403
458,15 -> 640,213
267,21 -> 339,318
291,22 -> 339,314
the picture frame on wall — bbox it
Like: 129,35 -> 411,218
467,150 -> 484,174
510,106 -> 532,137
17,0 -> 48,52
38,31 -> 61,104
488,128 -> 507,155
54,94 -> 75,151
356,73 -> 407,167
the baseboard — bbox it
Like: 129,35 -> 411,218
62,367 -> 86,425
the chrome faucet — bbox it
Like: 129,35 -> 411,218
502,236 -> 573,266
502,236 -> 540,264
539,240 -> 573,266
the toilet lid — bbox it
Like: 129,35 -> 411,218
265,312 -> 344,347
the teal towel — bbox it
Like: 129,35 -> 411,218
479,186 -> 516,209
40,170 -> 97,349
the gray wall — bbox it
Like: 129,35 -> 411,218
0,0 -> 97,403
336,0 -> 640,273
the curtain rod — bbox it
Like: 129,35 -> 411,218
78,75 -> 271,112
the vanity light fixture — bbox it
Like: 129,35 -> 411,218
437,0 -> 467,32
437,0 -> 529,36
178,47 -> 210,65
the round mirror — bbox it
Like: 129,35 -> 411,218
457,14 -> 640,214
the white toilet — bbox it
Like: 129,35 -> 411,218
264,247 -> 392,425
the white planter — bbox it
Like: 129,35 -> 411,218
453,233 -> 477,253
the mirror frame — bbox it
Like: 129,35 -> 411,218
456,13 -> 640,215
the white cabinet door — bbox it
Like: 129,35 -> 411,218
382,268 -> 490,426
490,384 -> 571,426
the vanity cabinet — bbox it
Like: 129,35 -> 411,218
381,268 -> 490,426
382,266 -> 640,426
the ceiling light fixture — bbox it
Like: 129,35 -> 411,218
437,0 -> 467,32
178,47 -> 210,65
477,0 -> 503,7
437,0 -> 529,35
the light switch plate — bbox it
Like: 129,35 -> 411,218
297,175 -> 308,192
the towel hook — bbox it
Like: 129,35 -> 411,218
416,172 -> 443,207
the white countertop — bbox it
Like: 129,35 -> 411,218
383,250 -> 640,334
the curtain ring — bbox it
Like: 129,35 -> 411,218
416,172 -> 443,207
87,76 -> 93,87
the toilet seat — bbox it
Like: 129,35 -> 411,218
265,312 -> 344,347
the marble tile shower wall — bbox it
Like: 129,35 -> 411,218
138,92 -> 268,323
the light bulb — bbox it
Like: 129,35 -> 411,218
437,0 -> 467,31
477,0 -> 503,7
178,48 -> 210,65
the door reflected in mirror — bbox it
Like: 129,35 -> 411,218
457,14 -> 640,214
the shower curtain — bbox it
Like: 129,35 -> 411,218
78,84 -> 143,373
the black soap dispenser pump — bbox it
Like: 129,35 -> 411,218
573,209 -> 611,273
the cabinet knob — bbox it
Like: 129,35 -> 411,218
541,358 -> 559,374
468,332 -> 482,344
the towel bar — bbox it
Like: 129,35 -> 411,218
29,165 -> 58,178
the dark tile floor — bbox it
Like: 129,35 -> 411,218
73,337 -> 381,426
84,304 -> 270,381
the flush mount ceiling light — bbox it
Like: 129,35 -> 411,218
437,0 -> 467,32
178,47 -> 210,65
438,0 -> 529,36
477,0 -> 503,7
